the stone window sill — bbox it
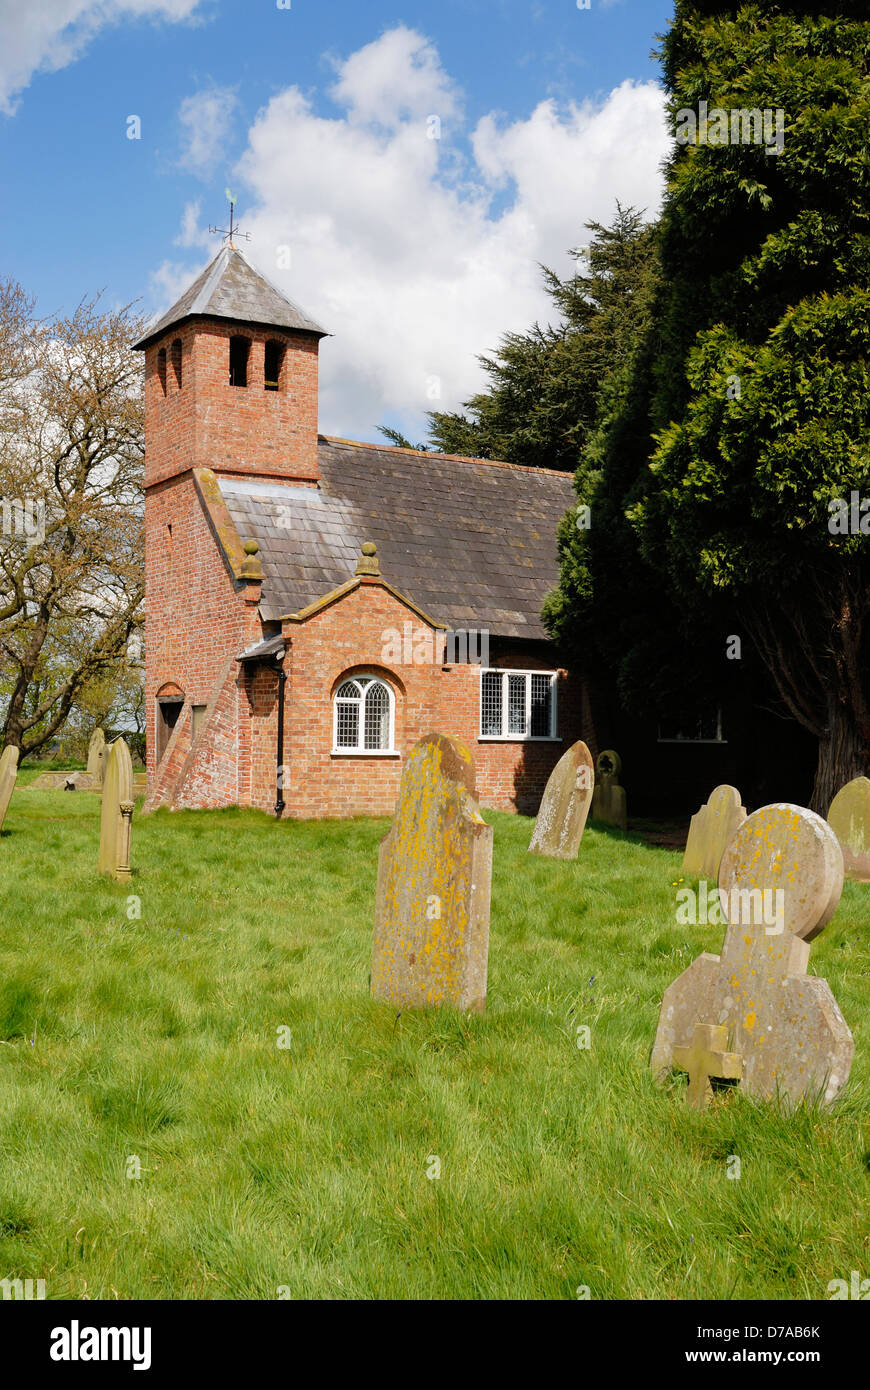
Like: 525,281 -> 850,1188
330,749 -> 401,758
478,736 -> 562,743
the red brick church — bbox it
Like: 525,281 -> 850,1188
137,244 -> 591,818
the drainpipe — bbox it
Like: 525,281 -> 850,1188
275,652 -> 287,817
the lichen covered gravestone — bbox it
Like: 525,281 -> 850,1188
87,728 -> 106,785
529,739 -> 595,859
652,803 -> 853,1108
0,745 -> 19,832
371,732 -> 493,1013
590,749 -> 627,831
682,784 -> 747,880
827,775 -> 870,881
98,738 -> 134,881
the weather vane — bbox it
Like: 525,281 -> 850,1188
209,190 -> 251,248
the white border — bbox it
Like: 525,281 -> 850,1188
331,673 -> 396,755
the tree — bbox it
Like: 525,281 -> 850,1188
0,283 -> 145,758
628,1 -> 870,809
427,205 -> 659,470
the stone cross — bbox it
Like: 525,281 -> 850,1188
682,784 -> 746,880
652,803 -> 854,1108
87,727 -> 106,785
529,739 -> 595,859
827,775 -> 870,881
371,732 -> 493,1013
673,1023 -> 742,1110
591,748 -> 627,830
98,738 -> 135,880
0,745 -> 19,833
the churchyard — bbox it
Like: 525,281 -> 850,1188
0,764 -> 866,1301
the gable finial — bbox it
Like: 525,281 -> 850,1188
355,542 -> 380,577
208,189 -> 251,250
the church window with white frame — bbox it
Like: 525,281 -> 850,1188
333,675 -> 395,753
479,669 -> 558,740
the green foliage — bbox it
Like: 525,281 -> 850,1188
0,791 -> 866,1298
428,206 -> 659,471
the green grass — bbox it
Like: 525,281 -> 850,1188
0,789 -> 867,1300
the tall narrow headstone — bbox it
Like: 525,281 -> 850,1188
682,784 -> 747,879
87,728 -> 106,784
827,775 -> 870,881
372,732 -> 493,1013
0,746 -> 19,832
529,740 -> 595,859
590,749 -> 627,830
652,804 -> 853,1108
99,738 -> 134,881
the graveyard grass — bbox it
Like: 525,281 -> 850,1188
1,782 -> 867,1301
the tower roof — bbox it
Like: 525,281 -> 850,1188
134,245 -> 328,350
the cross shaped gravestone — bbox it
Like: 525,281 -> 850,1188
652,803 -> 854,1108
672,1022 -> 742,1110
528,739 -> 595,859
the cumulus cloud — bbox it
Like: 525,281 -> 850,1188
177,84 -> 239,177
0,0 -> 203,116
161,25 -> 669,443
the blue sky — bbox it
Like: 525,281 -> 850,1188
0,0 -> 674,440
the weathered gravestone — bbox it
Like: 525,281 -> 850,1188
827,775 -> 870,881
652,803 -> 853,1108
87,728 -> 106,785
371,732 -> 493,1013
0,746 -> 19,832
529,740 -> 595,859
682,784 -> 747,880
98,738 -> 134,881
590,749 -> 627,831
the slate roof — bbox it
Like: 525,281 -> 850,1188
219,438 -> 576,641
134,247 -> 327,349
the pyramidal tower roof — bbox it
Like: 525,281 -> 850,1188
134,245 -> 328,349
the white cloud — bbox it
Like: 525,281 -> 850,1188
0,0 -> 203,116
177,84 -> 239,177
161,26 -> 669,444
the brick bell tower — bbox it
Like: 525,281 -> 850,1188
135,243 -> 328,485
135,243 -> 328,787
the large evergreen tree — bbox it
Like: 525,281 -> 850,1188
551,0 -> 870,809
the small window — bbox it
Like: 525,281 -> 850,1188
157,348 -> 167,396
480,669 -> 557,740
333,676 -> 395,753
171,338 -> 182,390
229,335 -> 250,388
264,340 -> 285,392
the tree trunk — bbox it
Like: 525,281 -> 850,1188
810,691 -> 866,815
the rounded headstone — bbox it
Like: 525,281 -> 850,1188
718,802 -> 843,942
596,748 -> 621,779
827,775 -> 870,880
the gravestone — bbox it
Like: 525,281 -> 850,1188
673,1023 -> 742,1111
87,728 -> 106,785
682,784 -> 747,880
98,738 -> 134,881
0,746 -> 19,832
371,732 -> 493,1013
827,775 -> 870,881
590,749 -> 627,831
529,740 -> 595,859
652,804 -> 853,1108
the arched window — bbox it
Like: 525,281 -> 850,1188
264,339 -> 285,391
157,347 -> 167,396
229,335 -> 250,388
333,675 -> 395,753
171,338 -> 182,390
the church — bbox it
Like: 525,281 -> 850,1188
137,243 -> 591,819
